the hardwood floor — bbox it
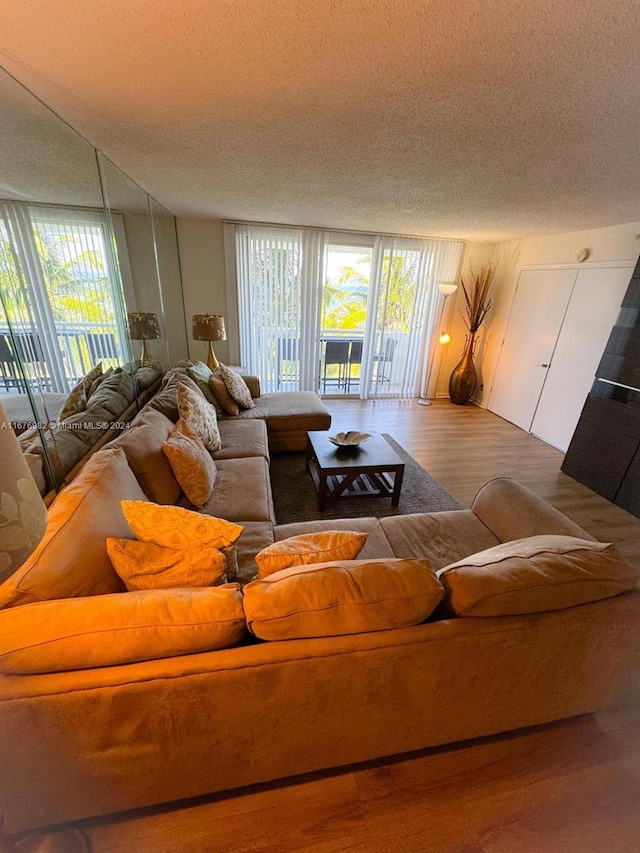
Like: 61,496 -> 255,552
326,398 -> 640,566
22,400 -> 640,853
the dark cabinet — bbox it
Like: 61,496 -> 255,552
562,257 -> 640,518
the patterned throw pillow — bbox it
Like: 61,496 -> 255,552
255,531 -> 368,578
121,501 -> 243,550
58,362 -> 103,421
106,538 -> 227,590
177,382 -> 222,451
162,420 -> 217,507
210,371 -> 240,416
218,364 -> 255,410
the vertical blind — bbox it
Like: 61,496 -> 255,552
0,203 -> 128,392
232,222 -> 463,400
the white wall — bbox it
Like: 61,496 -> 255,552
472,221 -> 640,408
176,218 -> 230,364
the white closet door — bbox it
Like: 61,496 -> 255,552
530,266 -> 631,451
488,269 -> 577,431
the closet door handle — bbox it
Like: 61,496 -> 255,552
537,363 -> 549,368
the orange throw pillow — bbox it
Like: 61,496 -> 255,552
162,420 -> 217,507
121,501 -> 243,550
107,538 -> 227,590
255,531 -> 368,578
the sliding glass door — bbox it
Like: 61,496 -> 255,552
232,224 -> 464,400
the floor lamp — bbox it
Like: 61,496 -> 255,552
417,282 -> 458,406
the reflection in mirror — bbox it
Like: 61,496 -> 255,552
98,153 -> 169,373
0,67 -> 143,499
150,197 -> 188,364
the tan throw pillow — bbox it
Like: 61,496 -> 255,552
162,419 -> 217,507
218,363 -> 255,409
437,535 -> 640,617
58,362 -> 102,421
255,531 -> 368,578
210,371 -> 240,416
177,382 -> 221,451
0,586 -> 245,674
0,447 -> 147,609
121,501 -> 243,550
107,538 -> 226,590
243,558 -> 442,641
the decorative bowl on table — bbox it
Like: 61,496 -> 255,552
327,431 -> 373,447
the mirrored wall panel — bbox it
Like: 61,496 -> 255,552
0,66 -> 186,500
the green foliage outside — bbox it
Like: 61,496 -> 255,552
322,252 -> 421,334
0,227 -> 114,326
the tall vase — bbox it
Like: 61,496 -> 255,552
449,332 -> 477,405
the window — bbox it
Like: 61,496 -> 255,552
231,223 -> 464,400
0,203 -> 129,393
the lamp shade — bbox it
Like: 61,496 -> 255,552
438,283 -> 458,296
128,312 -> 160,341
192,314 -> 227,342
0,402 -> 48,583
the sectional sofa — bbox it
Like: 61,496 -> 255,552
0,372 -> 639,841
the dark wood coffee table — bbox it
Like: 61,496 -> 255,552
306,431 -> 405,511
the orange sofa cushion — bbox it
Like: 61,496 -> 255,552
0,585 -> 245,674
255,531 -> 368,578
0,447 -> 147,609
243,557 -> 442,640
437,535 -> 640,617
121,501 -> 243,550
107,538 -> 226,590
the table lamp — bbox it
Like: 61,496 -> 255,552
128,312 -> 160,364
0,401 -> 48,583
192,314 -> 226,370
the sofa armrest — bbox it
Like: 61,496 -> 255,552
471,478 -> 596,543
243,375 -> 261,398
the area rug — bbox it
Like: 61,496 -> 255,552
270,433 -> 461,523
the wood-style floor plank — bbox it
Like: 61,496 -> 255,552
15,400 -> 640,853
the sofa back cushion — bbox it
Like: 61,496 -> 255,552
85,369 -> 135,417
243,557 -> 443,640
115,408 -> 182,505
0,447 -> 147,609
0,585 -> 246,674
437,535 -> 640,617
149,371 -> 203,423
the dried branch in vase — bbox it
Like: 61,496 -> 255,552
458,264 -> 495,332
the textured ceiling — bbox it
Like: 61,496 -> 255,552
1,0 -> 639,240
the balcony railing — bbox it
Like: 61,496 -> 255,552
0,322 -> 123,394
